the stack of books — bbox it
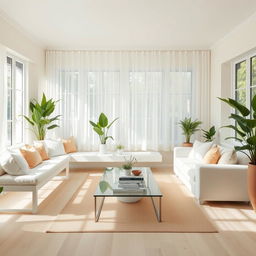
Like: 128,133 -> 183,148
113,176 -> 146,193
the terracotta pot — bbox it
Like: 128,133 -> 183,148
248,164 -> 256,211
182,142 -> 193,147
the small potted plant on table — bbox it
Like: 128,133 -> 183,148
179,117 -> 202,147
122,156 -> 137,176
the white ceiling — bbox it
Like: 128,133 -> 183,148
0,0 -> 256,50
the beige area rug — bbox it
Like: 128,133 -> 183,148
47,170 -> 218,233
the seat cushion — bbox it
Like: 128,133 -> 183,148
175,157 -> 198,178
0,155 -> 69,186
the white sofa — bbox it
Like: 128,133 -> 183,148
173,147 -> 249,204
0,149 -> 162,213
0,155 -> 69,213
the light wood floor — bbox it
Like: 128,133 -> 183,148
0,168 -> 256,256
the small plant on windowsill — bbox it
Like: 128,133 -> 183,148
179,117 -> 202,147
116,144 -> 124,154
89,113 -> 119,154
122,156 -> 137,176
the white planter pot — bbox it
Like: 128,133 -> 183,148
116,149 -> 124,155
118,197 -> 142,203
124,168 -> 132,176
99,144 -> 107,154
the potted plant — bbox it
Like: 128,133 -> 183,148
23,93 -> 60,140
89,113 -> 119,154
122,156 -> 137,176
202,126 -> 216,142
219,95 -> 256,211
116,144 -> 124,154
179,117 -> 202,147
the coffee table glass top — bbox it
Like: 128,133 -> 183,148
94,167 -> 162,197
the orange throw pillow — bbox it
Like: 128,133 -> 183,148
63,137 -> 77,153
34,143 -> 49,160
203,146 -> 221,164
20,145 -> 43,169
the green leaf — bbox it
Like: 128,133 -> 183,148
251,94 -> 256,112
107,117 -> 119,129
229,114 -> 251,133
0,187 -> 3,193
29,102 -> 36,112
218,97 -> 250,117
221,125 -> 246,138
99,181 -> 111,193
234,145 -> 252,151
225,137 -> 243,142
247,136 -> 256,145
99,113 -> 108,128
23,115 -> 35,126
93,127 -> 104,135
49,115 -> 61,122
41,93 -> 47,106
89,121 -> 98,127
47,124 -> 59,130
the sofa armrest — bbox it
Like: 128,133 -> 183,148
173,147 -> 192,159
194,163 -> 248,202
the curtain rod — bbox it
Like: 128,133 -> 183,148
46,49 -> 210,53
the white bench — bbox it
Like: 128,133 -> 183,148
0,151 -> 162,213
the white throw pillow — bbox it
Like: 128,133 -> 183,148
237,151 -> 250,165
188,140 -> 214,161
0,165 -> 5,176
0,151 -> 28,176
218,150 -> 238,164
44,139 -> 66,157
9,151 -> 30,170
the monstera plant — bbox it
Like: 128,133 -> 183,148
23,93 -> 60,140
219,95 -> 256,211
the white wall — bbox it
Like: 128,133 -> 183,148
0,14 -> 45,143
0,15 -> 45,100
211,12 -> 256,141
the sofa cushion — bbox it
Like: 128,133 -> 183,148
20,145 -> 43,168
218,150 -> 238,164
63,137 -> 77,153
44,139 -> 66,157
0,155 -> 69,186
188,140 -> 213,161
0,151 -> 28,176
34,142 -> 49,161
203,146 -> 221,164
0,165 -> 5,176
175,157 -> 198,178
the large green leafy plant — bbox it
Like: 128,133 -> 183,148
23,93 -> 60,140
89,113 -> 118,144
179,117 -> 202,143
202,126 -> 216,142
219,95 -> 256,164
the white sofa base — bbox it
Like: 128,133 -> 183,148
0,157 -> 69,214
174,147 -> 249,204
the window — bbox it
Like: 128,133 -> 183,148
6,55 -> 25,146
234,54 -> 256,111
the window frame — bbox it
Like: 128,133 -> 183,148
6,53 -> 27,146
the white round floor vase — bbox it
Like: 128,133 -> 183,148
118,197 -> 142,203
99,144 -> 107,154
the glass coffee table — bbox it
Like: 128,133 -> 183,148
94,167 -> 163,222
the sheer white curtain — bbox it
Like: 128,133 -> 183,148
45,50 -> 210,151
0,45 -> 7,151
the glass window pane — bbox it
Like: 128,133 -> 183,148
235,61 -> 246,90
236,89 -> 246,106
251,56 -> 256,87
